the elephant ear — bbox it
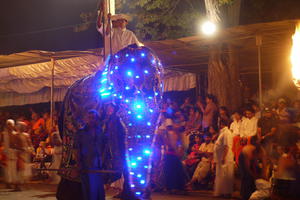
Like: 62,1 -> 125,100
58,71 -> 106,181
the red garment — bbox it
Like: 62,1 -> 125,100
183,144 -> 200,166
32,118 -> 45,130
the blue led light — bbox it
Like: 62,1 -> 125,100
99,88 -> 105,93
108,86 -> 112,90
141,53 -> 145,57
119,95 -> 123,99
155,92 -> 158,96
101,78 -> 107,83
102,71 -> 108,75
130,184 -> 135,188
130,172 -> 134,175
128,111 -> 132,114
131,162 -> 137,167
144,70 -> 149,74
137,135 -> 141,138
113,94 -> 117,97
114,66 -> 119,70
149,109 -> 153,113
127,71 -> 133,76
114,55 -> 119,59
140,180 -> 145,184
135,192 -> 141,195
110,71 -> 114,74
125,54 -> 129,57
151,59 -> 155,64
148,96 -> 153,99
135,75 -> 140,79
125,99 -> 129,103
146,135 -> 150,139
110,83 -> 114,86
101,92 -> 111,97
130,58 -> 135,62
144,165 -> 148,169
128,123 -> 132,126
137,91 -> 141,94
137,115 -> 142,119
129,148 -> 133,151
137,174 -> 142,178
125,86 -> 130,90
144,149 -> 151,155
137,157 -> 142,160
147,122 -> 151,126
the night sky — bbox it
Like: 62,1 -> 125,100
0,0 -> 102,54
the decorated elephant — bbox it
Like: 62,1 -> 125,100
57,44 -> 164,200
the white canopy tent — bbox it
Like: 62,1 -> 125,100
0,49 -> 196,107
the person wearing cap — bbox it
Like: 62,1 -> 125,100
97,10 -> 142,60
257,107 -> 278,156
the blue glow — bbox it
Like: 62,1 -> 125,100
148,96 -> 153,99
102,71 -> 108,75
110,71 -> 113,74
131,162 -> 137,167
101,92 -> 111,97
129,148 -> 133,151
131,58 -> 135,62
135,75 -> 140,79
137,135 -> 141,138
137,174 -> 142,178
144,70 -> 149,74
144,165 -> 148,169
114,55 -> 119,59
125,86 -> 130,90
137,115 -> 142,119
114,66 -> 119,70
137,157 -> 142,160
119,95 -> 123,99
125,54 -> 129,57
144,149 -> 151,155
146,135 -> 150,138
127,71 -> 133,76
99,88 -> 105,93
110,83 -> 114,86
135,192 -> 141,195
140,180 -> 145,184
108,86 -> 112,90
147,122 -> 151,126
137,91 -> 141,94
113,94 -> 117,97
125,99 -> 129,103
128,123 -> 132,126
155,92 -> 158,96
149,109 -> 153,113
128,111 -> 132,114
130,184 -> 135,188
130,172 -> 134,175
101,78 -> 107,83
141,53 -> 145,57
152,59 -> 155,64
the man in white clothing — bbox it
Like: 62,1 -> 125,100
97,11 -> 142,60
240,108 -> 258,140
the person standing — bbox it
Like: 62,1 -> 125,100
240,107 -> 258,145
75,110 -> 106,200
97,3 -> 142,60
213,120 -> 234,198
198,94 -> 218,132
49,131 -> 62,184
15,121 -> 34,184
0,119 -> 19,190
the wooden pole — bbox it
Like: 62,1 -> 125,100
50,58 -> 55,130
256,35 -> 263,108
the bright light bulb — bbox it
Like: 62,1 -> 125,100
201,21 -> 217,35
131,58 -> 135,62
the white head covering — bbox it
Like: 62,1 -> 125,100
6,119 -> 15,126
111,14 -> 131,22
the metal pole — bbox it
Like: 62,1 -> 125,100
108,0 -> 112,56
50,58 -> 55,130
256,35 -> 263,108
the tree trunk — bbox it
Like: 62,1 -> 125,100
207,43 -> 242,111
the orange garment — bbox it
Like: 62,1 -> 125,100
32,118 -> 45,130
232,135 -> 252,165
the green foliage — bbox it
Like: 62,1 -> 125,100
116,0 -> 205,41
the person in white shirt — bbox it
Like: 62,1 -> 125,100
214,120 -> 234,197
97,12 -> 142,60
240,107 -> 258,139
230,110 -> 243,137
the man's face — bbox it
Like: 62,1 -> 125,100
245,111 -> 254,119
204,136 -> 211,144
112,19 -> 128,29
233,113 -> 241,121
87,113 -> 97,126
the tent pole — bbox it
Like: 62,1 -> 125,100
50,58 -> 55,130
256,35 -> 263,108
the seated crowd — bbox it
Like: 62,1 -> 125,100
151,95 -> 300,200
0,109 -> 62,190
